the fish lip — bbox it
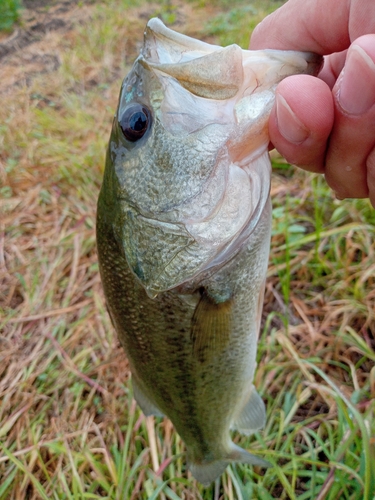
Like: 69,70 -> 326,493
142,17 -> 221,66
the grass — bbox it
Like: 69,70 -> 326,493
1,0 -> 374,498
0,0 -> 22,32
204,0 -> 285,48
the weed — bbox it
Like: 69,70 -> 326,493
205,0 -> 284,47
1,0 -> 374,498
0,0 -> 22,32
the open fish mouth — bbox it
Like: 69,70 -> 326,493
112,19 -> 322,297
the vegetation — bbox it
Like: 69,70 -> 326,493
1,0 -> 374,498
205,0 -> 284,48
0,0 -> 22,32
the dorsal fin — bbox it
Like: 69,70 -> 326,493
191,290 -> 232,362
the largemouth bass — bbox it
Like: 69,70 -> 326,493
96,18 -> 321,485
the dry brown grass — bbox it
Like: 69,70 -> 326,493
1,0 -> 374,498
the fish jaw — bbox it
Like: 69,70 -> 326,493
142,17 -> 222,64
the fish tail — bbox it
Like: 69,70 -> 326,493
188,459 -> 229,487
188,445 -> 270,486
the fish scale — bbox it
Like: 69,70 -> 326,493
97,18 -> 322,485
123,121 -> 226,213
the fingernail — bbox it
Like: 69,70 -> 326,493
275,93 -> 309,144
337,45 -> 375,115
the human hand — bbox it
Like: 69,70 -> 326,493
250,0 -> 375,206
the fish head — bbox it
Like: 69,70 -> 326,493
100,18 -> 322,297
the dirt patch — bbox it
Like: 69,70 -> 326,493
0,0 -> 74,59
0,0 -> 94,92
0,1 -> 213,94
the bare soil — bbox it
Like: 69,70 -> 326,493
0,0 -> 218,93
0,1 -> 95,92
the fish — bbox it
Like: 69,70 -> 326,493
96,18 -> 322,486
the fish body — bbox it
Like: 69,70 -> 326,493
96,18 -> 321,485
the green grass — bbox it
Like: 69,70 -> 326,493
204,0 -> 284,48
0,0 -> 22,32
1,0 -> 374,498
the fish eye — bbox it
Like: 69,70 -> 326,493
118,104 -> 151,142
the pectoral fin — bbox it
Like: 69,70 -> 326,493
232,385 -> 266,435
191,290 -> 232,363
132,377 -> 164,417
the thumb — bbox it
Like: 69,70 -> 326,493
268,75 -> 334,173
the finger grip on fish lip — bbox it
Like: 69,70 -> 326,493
96,17 -> 322,486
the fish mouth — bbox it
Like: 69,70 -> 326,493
115,19 -> 323,297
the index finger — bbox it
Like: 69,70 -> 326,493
249,0 -> 375,55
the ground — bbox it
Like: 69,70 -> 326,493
0,1 -> 374,499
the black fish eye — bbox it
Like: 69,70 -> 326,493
118,104 -> 151,142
